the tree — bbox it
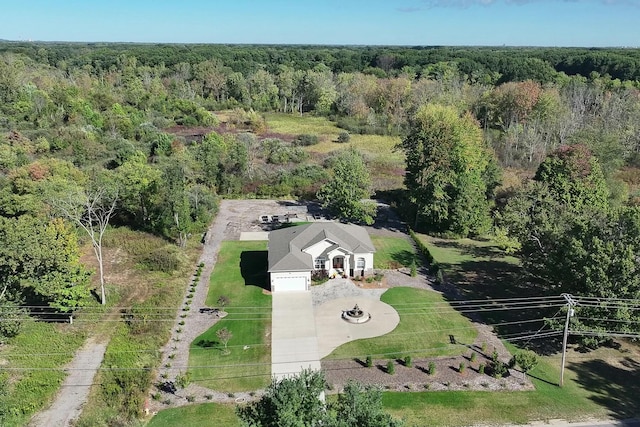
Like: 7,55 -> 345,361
236,369 -> 326,427
498,145 -> 640,346
400,104 -> 495,236
512,350 -> 538,378
51,184 -> 118,305
317,148 -> 377,225
216,327 -> 233,355
328,380 -> 403,427
0,216 -> 90,312
236,370 -> 403,427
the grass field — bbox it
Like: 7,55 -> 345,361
371,235 -> 416,269
325,287 -> 477,360
0,321 -> 87,427
146,403 -> 240,427
189,241 -> 271,392
263,113 -> 404,190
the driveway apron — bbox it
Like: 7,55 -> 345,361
271,292 -> 321,381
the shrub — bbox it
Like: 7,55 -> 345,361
293,134 -> 319,146
435,269 -> 444,285
479,363 -> 485,375
404,355 -> 413,367
186,395 -> 195,403
491,360 -> 508,378
459,362 -> 466,373
470,352 -> 477,363
205,394 -> 213,400
481,342 -> 487,352
514,350 -> 539,377
410,257 -> 417,277
175,372 -> 191,389
386,361 -> 395,375
311,269 -> 329,285
142,246 -> 184,273
366,355 -> 373,368
428,361 -> 436,375
337,131 -> 351,143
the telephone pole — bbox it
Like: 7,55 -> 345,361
560,293 -> 576,387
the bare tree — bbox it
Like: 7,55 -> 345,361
216,327 -> 233,355
52,186 -> 118,305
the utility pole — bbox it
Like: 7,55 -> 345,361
560,293 -> 576,387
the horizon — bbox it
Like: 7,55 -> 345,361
2,0 -> 639,48
1,39 -> 637,50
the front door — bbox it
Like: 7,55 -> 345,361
333,257 -> 344,270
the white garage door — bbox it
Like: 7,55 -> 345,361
274,276 -> 307,292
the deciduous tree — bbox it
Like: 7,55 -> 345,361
400,104 -> 496,236
317,148 -> 376,225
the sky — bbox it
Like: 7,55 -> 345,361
2,0 -> 639,47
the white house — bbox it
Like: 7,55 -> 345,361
267,222 -> 376,292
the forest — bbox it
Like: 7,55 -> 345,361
1,42 -> 639,424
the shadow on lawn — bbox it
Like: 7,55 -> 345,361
570,357 -> 640,418
391,249 -> 416,267
428,238 -> 564,356
240,251 -> 269,291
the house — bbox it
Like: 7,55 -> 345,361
267,222 -> 376,292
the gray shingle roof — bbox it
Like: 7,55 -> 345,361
268,223 -> 375,273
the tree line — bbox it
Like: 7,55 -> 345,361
2,42 -> 640,82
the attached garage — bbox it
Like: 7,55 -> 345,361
270,272 -> 310,292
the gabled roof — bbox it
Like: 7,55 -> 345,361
268,222 -> 375,273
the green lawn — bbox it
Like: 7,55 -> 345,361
417,234 -> 541,336
371,235 -> 416,269
383,347 -> 610,426
189,241 -> 271,392
146,403 -> 240,427
325,287 -> 477,360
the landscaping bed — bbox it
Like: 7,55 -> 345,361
323,354 -> 532,392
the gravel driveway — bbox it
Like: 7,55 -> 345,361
28,338 -> 108,427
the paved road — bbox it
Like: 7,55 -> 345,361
271,292 -> 321,381
29,337 -> 107,427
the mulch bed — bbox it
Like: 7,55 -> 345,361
322,354 -> 534,393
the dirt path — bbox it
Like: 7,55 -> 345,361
28,337 -> 108,427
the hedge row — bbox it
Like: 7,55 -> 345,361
408,228 -> 439,274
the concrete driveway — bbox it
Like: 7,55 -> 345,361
271,292 -> 321,381
271,285 -> 400,381
314,297 -> 400,358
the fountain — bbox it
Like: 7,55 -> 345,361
341,303 -> 371,324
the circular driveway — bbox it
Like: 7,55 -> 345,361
314,296 -> 400,358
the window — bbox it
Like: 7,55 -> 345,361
314,257 -> 326,270
356,257 -> 365,269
